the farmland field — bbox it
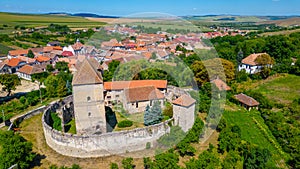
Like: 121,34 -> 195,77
252,74 -> 300,104
224,110 -> 288,168
0,12 -> 106,33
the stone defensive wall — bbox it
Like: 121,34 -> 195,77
42,97 -> 173,158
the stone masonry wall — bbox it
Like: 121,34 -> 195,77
42,98 -> 173,158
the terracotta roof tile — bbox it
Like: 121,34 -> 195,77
104,80 -> 167,90
62,51 -> 74,57
235,93 -> 259,107
43,46 -> 54,52
8,49 -> 28,56
18,64 -> 44,75
7,58 -> 23,67
36,55 -> 50,62
242,53 -> 267,66
211,78 -> 231,91
172,94 -> 196,107
124,86 -> 164,103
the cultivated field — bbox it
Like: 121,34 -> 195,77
0,12 -> 106,33
252,74 -> 300,104
224,110 -> 288,168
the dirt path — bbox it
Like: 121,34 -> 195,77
0,80 -> 39,97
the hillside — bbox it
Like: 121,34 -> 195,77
259,17 -> 300,26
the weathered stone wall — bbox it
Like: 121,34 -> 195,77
43,98 -> 173,158
73,84 -> 106,135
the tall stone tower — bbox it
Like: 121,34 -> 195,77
72,59 -> 106,135
172,94 -> 196,132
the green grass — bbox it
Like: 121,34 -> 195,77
65,119 -> 76,134
252,74 -> 300,104
0,43 -> 13,56
224,109 -> 288,167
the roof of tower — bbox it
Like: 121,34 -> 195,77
72,58 -> 103,85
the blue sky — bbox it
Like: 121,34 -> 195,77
0,0 -> 299,16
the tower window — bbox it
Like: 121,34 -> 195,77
87,96 -> 91,102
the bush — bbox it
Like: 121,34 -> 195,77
117,120 -> 133,128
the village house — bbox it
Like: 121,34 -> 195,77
238,53 -> 273,74
17,64 -> 45,81
235,93 -> 259,111
7,49 -> 28,59
123,86 -> 165,114
2,58 -> 27,74
103,80 -> 167,107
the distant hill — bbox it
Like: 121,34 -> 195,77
47,12 -> 119,18
259,17 -> 300,26
71,13 -> 119,18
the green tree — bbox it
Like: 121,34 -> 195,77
153,151 -> 180,169
0,74 -> 21,96
55,61 -> 69,72
57,77 -> 67,97
0,131 -> 36,169
121,157 -> 135,169
110,163 -> 119,169
45,75 -> 58,97
222,151 -> 243,169
27,49 -> 35,58
144,101 -> 163,126
47,64 -> 55,72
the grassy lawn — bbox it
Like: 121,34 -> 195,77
113,112 -> 145,131
224,109 -> 288,168
252,74 -> 300,104
0,43 -> 13,56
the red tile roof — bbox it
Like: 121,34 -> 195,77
124,86 -> 164,103
235,93 -> 259,107
18,64 -> 44,75
8,49 -> 28,56
242,53 -> 267,66
104,80 -> 167,90
7,58 -> 22,67
211,78 -> 231,91
36,55 -> 50,62
62,51 -> 74,57
172,94 -> 196,107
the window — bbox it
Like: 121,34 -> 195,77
116,95 -> 119,98
136,102 -> 139,108
88,112 -> 91,117
87,96 -> 91,102
150,100 -> 152,106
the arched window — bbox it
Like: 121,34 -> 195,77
88,112 -> 91,117
87,96 -> 91,102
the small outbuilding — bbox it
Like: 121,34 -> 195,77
234,93 -> 259,111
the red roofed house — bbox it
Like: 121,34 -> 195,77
123,86 -> 165,114
17,64 -> 45,80
172,94 -> 196,132
238,53 -> 272,74
103,80 -> 167,107
61,51 -> 74,57
5,58 -> 27,74
235,93 -> 259,111
211,78 -> 231,91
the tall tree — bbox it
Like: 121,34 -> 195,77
27,49 -> 35,58
0,74 -> 21,96
144,101 -> 163,126
0,131 -> 36,169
